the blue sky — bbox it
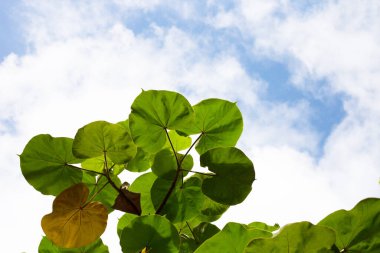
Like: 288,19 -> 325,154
1,1 -> 379,252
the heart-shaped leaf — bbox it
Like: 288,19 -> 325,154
38,237 -> 109,253
129,90 -> 194,153
41,183 -> 108,248
20,134 -> 83,196
318,198 -> 380,252
184,99 -> 243,155
73,121 -> 137,164
246,222 -> 336,253
200,147 -> 255,205
120,215 -> 180,253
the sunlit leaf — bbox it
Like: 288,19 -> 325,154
318,198 -> 380,252
20,134 -> 83,196
81,156 -> 124,175
184,99 -> 243,154
194,222 -> 269,253
41,183 -> 108,248
193,222 -> 220,244
117,213 -> 138,238
151,149 -> 193,180
120,215 -> 180,253
153,177 -> 204,223
126,147 -> 153,172
200,147 -> 255,205
38,237 -> 109,253
164,130 -> 192,152
129,172 -> 157,215
129,90 -> 194,153
72,121 -> 137,164
246,222 -> 336,253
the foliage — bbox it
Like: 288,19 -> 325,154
19,90 -> 380,252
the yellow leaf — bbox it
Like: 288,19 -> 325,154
41,183 -> 108,248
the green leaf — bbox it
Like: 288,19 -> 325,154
247,221 -> 280,233
155,177 -> 204,223
164,130 -> 192,152
200,147 -> 255,205
192,222 -> 220,244
120,215 -> 180,253
72,121 -> 137,164
20,134 -> 83,196
126,147 -> 153,172
194,222 -> 262,253
81,156 -> 124,174
38,237 -> 109,253
185,99 -> 243,155
129,90 -> 194,153
129,172 -> 157,215
86,175 -> 121,213
318,198 -> 380,252
117,213 -> 138,238
246,222 -> 336,253
151,149 -> 193,180
180,235 -> 197,253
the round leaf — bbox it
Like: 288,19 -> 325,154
38,237 -> 109,253
41,183 -> 108,248
246,222 -> 336,253
120,215 -> 180,253
126,147 -> 153,172
20,134 -> 83,196
186,99 -> 243,154
200,147 -> 255,205
129,172 -> 158,215
129,90 -> 194,153
318,198 -> 380,252
72,121 -> 137,164
164,130 -> 192,152
194,222 -> 265,253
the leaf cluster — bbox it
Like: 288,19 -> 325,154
19,90 -> 380,252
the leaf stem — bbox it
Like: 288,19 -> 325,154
66,164 -> 106,176
155,132 -> 203,214
180,169 -> 216,177
103,152 -> 141,215
186,221 -> 200,243
83,180 -> 109,208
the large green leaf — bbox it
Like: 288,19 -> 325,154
154,177 -> 204,223
151,149 -> 193,180
246,222 -> 336,253
318,198 -> 380,252
72,121 -> 137,164
129,172 -> 157,215
81,156 -> 125,175
120,215 -> 180,253
20,134 -> 83,196
200,147 -> 255,205
184,99 -> 243,155
164,130 -> 192,152
194,222 -> 269,253
129,90 -> 194,153
126,147 -> 153,172
85,175 -> 120,213
38,237 -> 109,253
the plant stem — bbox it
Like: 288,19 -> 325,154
181,168 -> 216,177
66,164 -> 106,176
82,180 -> 109,208
103,152 -> 141,215
186,221 -> 200,243
155,132 -> 203,214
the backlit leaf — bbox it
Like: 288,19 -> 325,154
126,147 -> 153,172
20,134 -> 83,196
41,183 -> 108,248
194,222 -> 268,253
151,149 -> 193,180
246,222 -> 336,253
129,172 -> 157,215
184,99 -> 243,155
318,198 -> 380,252
129,90 -> 194,153
81,156 -> 124,175
200,147 -> 255,205
164,130 -> 192,152
72,121 -> 137,164
38,237 -> 109,253
120,215 -> 180,253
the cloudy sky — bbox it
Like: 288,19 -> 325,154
1,0 -> 380,252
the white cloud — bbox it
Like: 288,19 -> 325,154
1,0 -> 379,252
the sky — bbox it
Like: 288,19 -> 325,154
0,0 -> 379,252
